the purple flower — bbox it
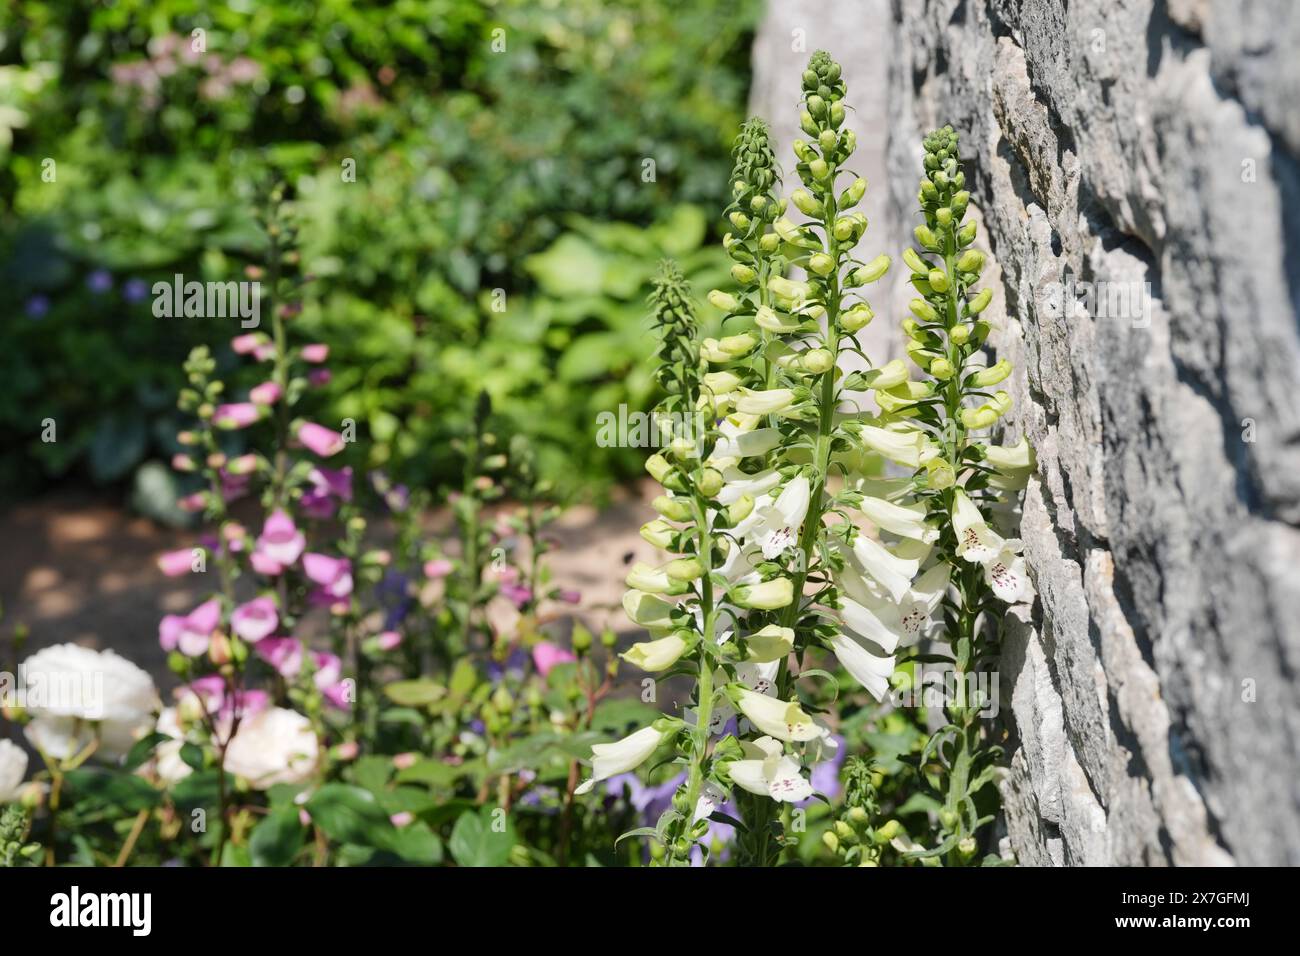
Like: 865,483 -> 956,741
801,733 -> 847,806
158,598 -> 221,656
123,278 -> 150,303
374,569 -> 414,630
312,652 -> 352,710
486,647 -> 528,684
254,509 -> 305,571
87,269 -> 113,294
231,596 -> 279,644
303,553 -> 353,602
256,637 -> 304,677
532,641 -> 576,677
308,466 -> 353,501
297,422 -> 345,457
25,295 -> 50,319
500,583 -> 533,609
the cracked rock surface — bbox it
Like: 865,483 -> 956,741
752,0 -> 1300,864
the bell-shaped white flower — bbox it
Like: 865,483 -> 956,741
0,739 -> 28,803
716,467 -> 781,506
859,424 -> 929,468
622,633 -> 691,672
735,388 -> 797,416
710,422 -> 782,466
726,736 -> 814,803
734,475 -> 810,559
952,488 -> 1005,564
983,540 -> 1035,604
837,533 -> 920,603
731,688 -> 824,742
858,494 -> 938,543
622,589 -> 677,629
839,562 -> 950,654
745,625 -> 794,663
575,725 -> 670,795
952,490 -> 1035,603
828,631 -> 895,701
694,780 -> 728,823
731,577 -> 795,610
688,660 -> 778,735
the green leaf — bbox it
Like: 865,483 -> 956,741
448,659 -> 478,699
350,754 -> 395,792
63,769 -> 161,813
249,806 -> 305,867
448,807 -> 515,867
386,822 -> 443,865
524,234 -> 606,297
306,783 -> 395,849
180,742 -> 206,771
395,759 -> 460,789
382,678 -> 447,707
122,732 -> 169,771
170,769 -> 223,809
589,697 -> 661,734
89,414 -> 148,483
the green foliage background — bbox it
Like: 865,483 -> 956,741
0,0 -> 758,502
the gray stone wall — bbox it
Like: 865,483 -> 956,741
751,0 -> 1300,865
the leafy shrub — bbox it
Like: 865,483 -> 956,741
0,0 -> 759,499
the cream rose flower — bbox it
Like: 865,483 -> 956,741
222,707 -> 319,790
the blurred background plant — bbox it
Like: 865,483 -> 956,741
0,0 -> 756,503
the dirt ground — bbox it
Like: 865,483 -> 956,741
0,484 -> 660,682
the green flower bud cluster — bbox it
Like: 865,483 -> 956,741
649,260 -> 703,410
0,804 -> 39,867
727,118 -> 782,239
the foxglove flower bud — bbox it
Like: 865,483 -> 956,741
802,349 -> 834,374
909,298 -> 939,323
731,577 -> 795,610
903,247 -> 930,275
791,188 -> 822,218
852,254 -> 891,285
652,495 -> 693,522
768,276 -> 811,304
622,633 -> 693,672
640,520 -> 676,549
756,305 -> 802,333
914,224 -> 941,251
645,453 -> 672,483
808,252 -> 836,276
970,359 -> 1011,387
840,303 -> 874,332
718,332 -> 758,357
697,468 -> 724,497
708,290 -> 740,313
967,288 -> 992,314
843,176 -> 867,207
730,264 -> 757,286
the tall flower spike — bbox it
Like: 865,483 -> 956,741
893,124 -> 1036,865
649,260 -> 701,413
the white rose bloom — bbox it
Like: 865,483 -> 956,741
19,644 -> 159,762
0,739 -> 28,803
223,707 -> 319,790
151,707 -> 194,786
